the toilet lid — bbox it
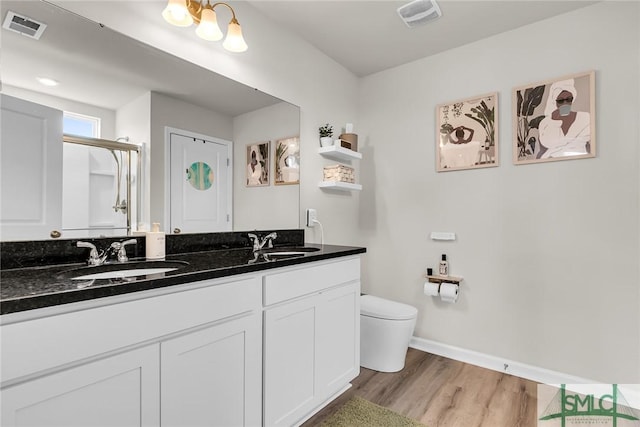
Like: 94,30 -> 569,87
360,295 -> 418,320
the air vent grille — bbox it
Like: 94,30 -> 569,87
397,0 -> 442,28
2,11 -> 47,39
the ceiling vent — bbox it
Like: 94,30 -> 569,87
397,0 -> 442,28
2,11 -> 47,40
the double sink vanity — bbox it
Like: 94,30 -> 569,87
0,230 -> 366,427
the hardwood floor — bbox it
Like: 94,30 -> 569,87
302,348 -> 539,427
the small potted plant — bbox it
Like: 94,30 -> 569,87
318,123 -> 334,147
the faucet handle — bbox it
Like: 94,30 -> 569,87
77,241 -> 100,265
247,233 -> 259,250
117,239 -> 137,263
263,232 -> 277,249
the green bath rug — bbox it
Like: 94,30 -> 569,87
321,396 -> 427,427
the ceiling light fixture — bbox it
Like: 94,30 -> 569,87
162,0 -> 248,52
36,77 -> 59,87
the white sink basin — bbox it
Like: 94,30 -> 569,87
60,260 -> 189,281
71,267 -> 178,280
264,251 -> 307,256
258,247 -> 320,257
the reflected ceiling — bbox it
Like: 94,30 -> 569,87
1,1 -> 279,114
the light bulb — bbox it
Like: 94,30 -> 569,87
195,7 -> 223,41
162,0 -> 193,27
222,20 -> 248,52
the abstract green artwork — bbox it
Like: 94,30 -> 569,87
187,161 -> 214,190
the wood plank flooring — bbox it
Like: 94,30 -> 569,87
302,348 -> 539,427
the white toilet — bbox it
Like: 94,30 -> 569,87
360,294 -> 418,372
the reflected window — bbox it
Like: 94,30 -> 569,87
63,112 -> 100,138
61,112 -> 129,238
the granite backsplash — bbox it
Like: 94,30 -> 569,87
1,229 -> 305,270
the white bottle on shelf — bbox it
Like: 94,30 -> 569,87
439,254 -> 449,276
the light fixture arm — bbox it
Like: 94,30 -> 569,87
211,2 -> 238,23
186,0 -> 239,24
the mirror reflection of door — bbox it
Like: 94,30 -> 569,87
169,129 -> 232,234
0,95 -> 63,241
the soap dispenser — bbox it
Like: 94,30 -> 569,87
146,222 -> 166,260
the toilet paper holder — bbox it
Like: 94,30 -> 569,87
425,275 -> 463,294
426,274 -> 463,286
423,275 -> 462,302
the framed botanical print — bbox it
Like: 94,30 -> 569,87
246,141 -> 270,187
513,70 -> 595,165
274,136 -> 300,185
436,93 -> 498,172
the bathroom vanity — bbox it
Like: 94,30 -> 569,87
0,231 -> 365,427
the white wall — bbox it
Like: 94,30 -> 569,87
357,2 -> 640,382
233,102 -> 299,231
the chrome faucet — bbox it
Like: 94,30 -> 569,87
77,241 -> 102,265
77,239 -> 137,265
113,239 -> 137,262
247,232 -> 278,252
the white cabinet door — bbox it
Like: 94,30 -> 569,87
316,283 -> 360,398
0,94 -> 63,240
161,313 -> 262,427
0,345 -> 160,427
263,296 -> 318,427
263,282 -> 360,427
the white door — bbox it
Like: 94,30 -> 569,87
0,345 -> 160,427
0,94 -> 63,240
169,129 -> 232,234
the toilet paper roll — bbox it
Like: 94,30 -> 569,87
439,282 -> 459,303
423,281 -> 439,297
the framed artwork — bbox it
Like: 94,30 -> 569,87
436,92 -> 498,172
513,70 -> 595,165
274,136 -> 300,185
246,141 -> 270,187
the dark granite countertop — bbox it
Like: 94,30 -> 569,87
0,244 -> 365,315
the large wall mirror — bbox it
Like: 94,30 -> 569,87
0,0 -> 300,241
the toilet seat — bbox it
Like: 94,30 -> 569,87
361,294 -> 418,321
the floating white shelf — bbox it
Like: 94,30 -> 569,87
318,181 -> 362,191
318,145 -> 362,161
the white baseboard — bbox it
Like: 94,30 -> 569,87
409,336 -> 595,385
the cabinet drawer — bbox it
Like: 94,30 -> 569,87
263,257 -> 360,306
1,276 -> 261,385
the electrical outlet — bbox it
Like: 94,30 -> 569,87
306,208 -> 317,227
